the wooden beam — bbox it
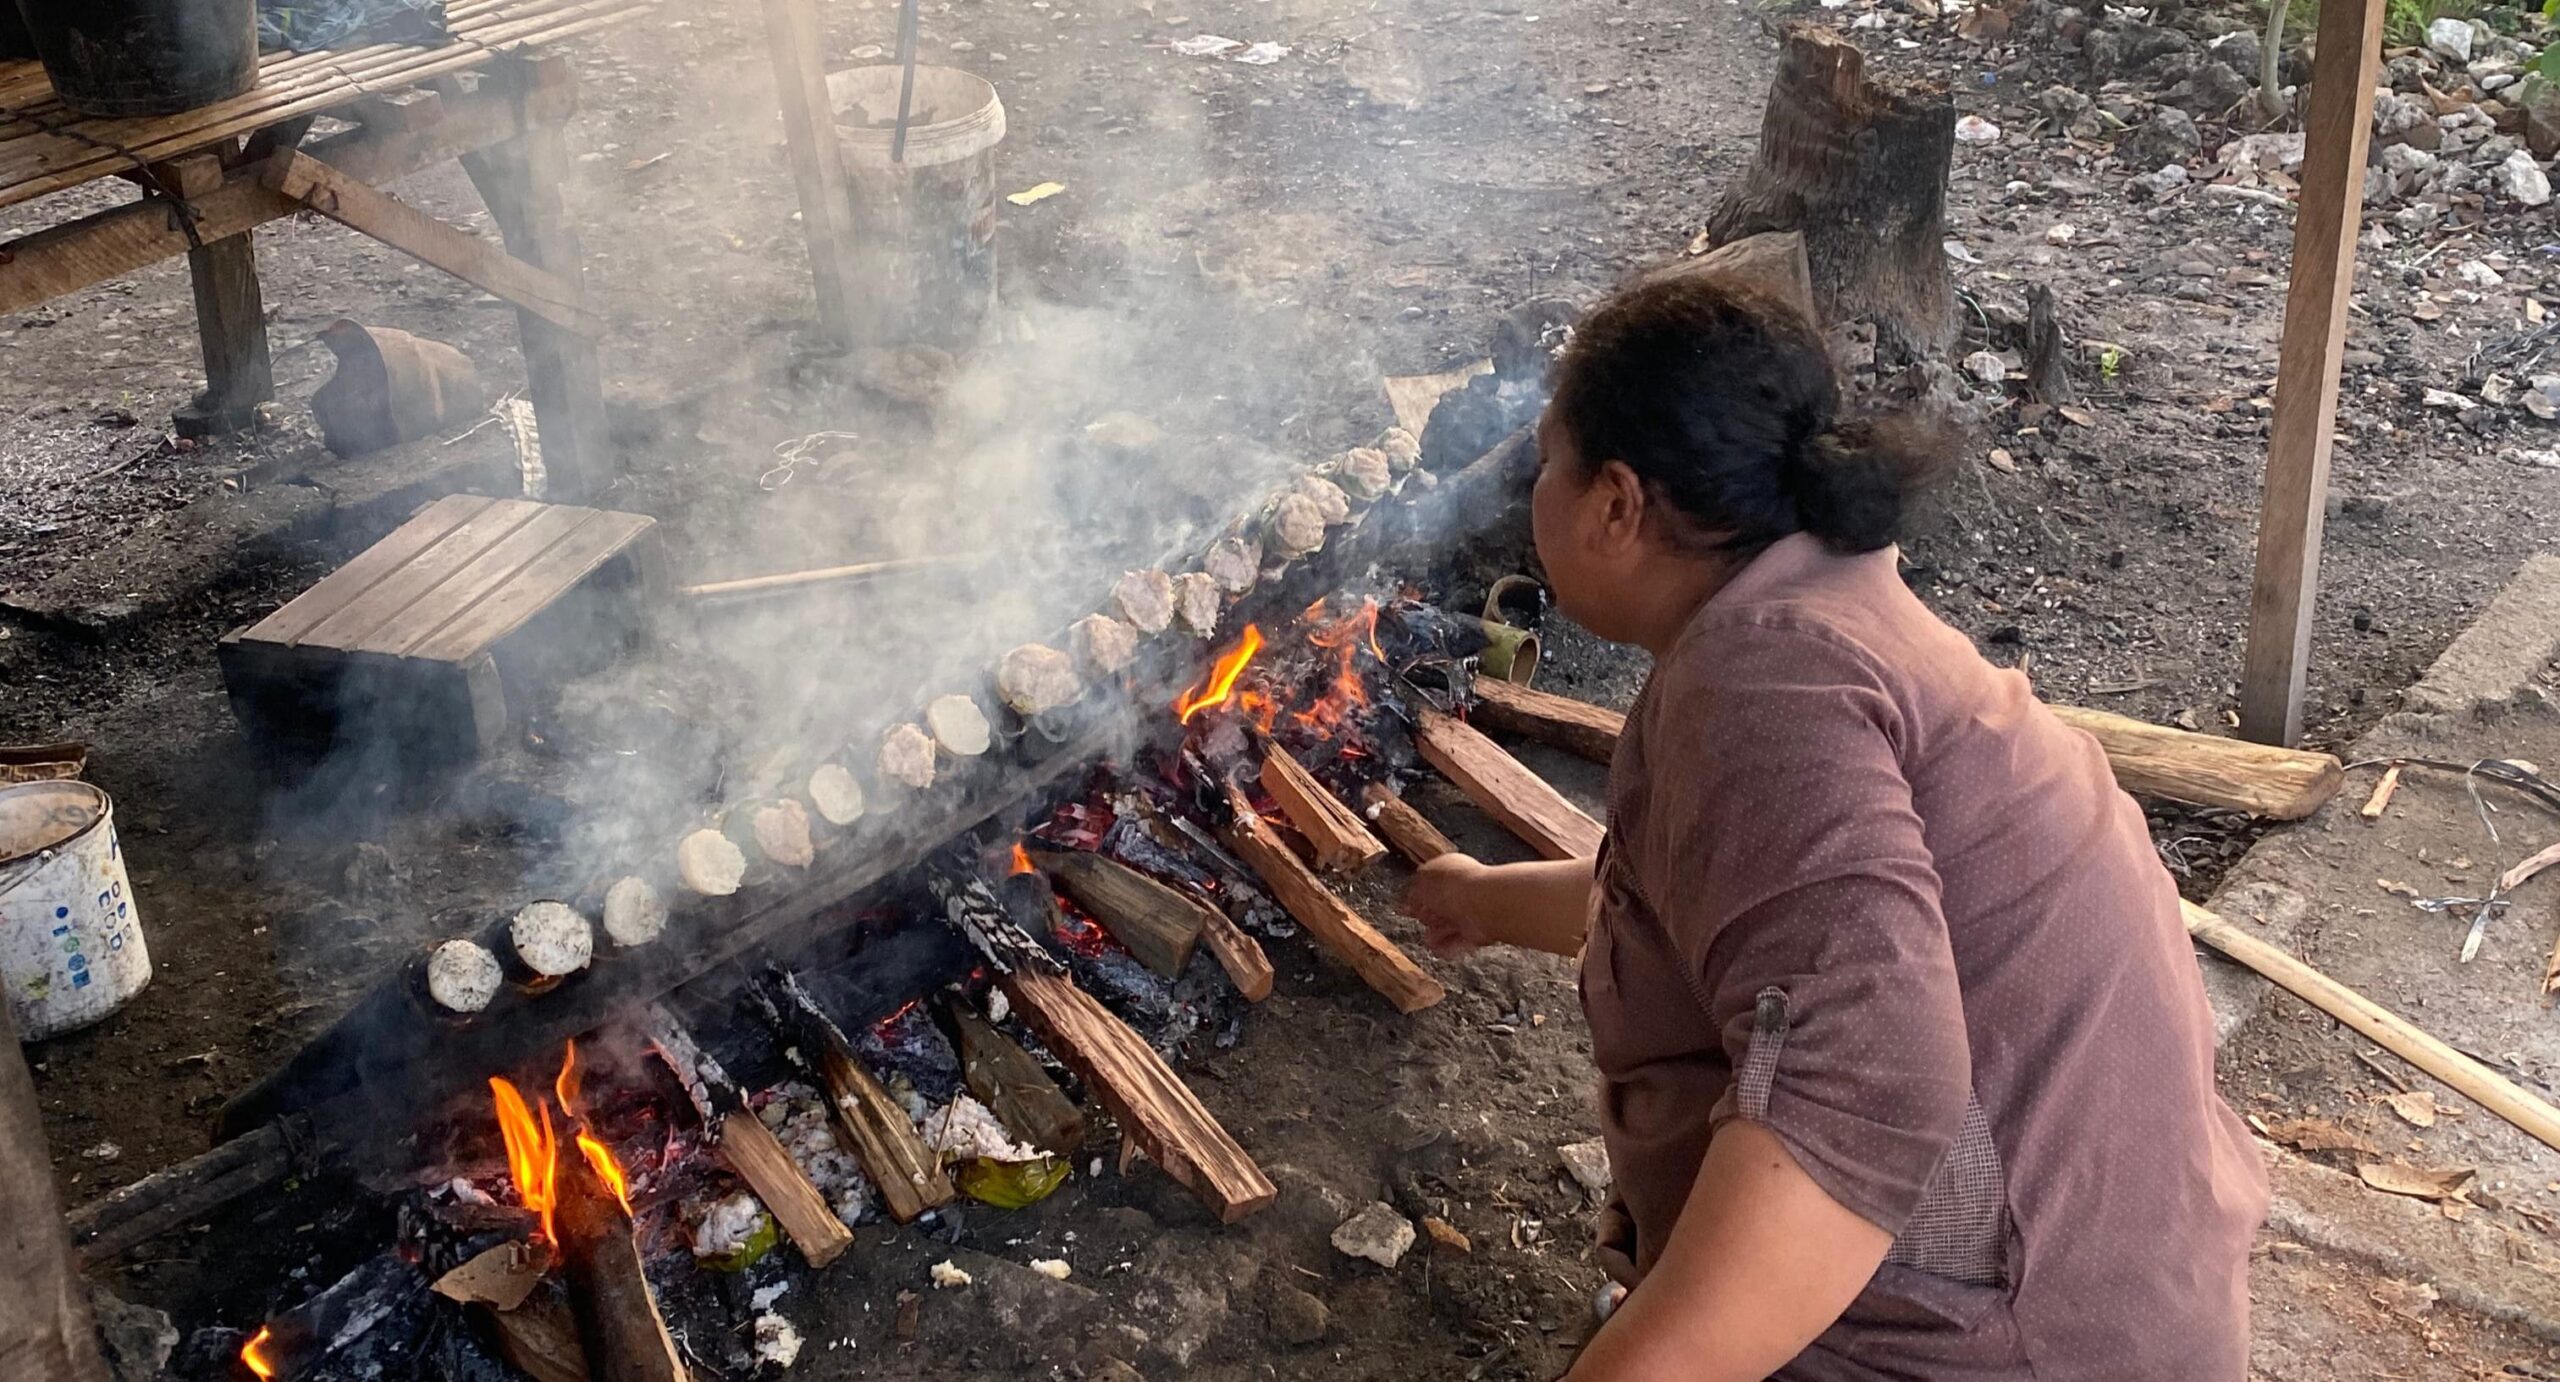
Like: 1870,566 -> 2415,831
2237,0 -> 2387,745
1256,741 -> 1387,873
1410,705 -> 1604,861
1469,679 -> 1623,765
260,148 -> 603,335
554,1151 -> 688,1382
148,148 -> 275,438
2183,900 -> 2560,1153
760,0 -> 863,346
1000,967 -> 1275,1222
1360,783 -> 1457,866
2049,705 -> 2343,819
1029,848 -> 1204,980
0,998 -> 110,1382
1220,788 -> 1446,1014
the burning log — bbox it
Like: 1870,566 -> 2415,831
676,828 -> 746,897
807,762 -> 866,825
1360,783 -> 1457,866
1068,614 -> 1141,676
1256,740 -> 1387,874
947,999 -> 1086,1155
554,1144 -> 688,1382
645,1008 -> 855,1269
602,877 -> 668,949
925,695 -> 993,757
429,938 -> 507,1015
1468,678 -> 1623,765
1218,786 -> 1445,1014
997,645 -> 1083,717
878,722 -> 939,790
761,973 -> 955,1223
1027,847 -> 1206,979
1113,569 -> 1175,634
752,799 -> 816,868
1171,572 -> 1222,638
485,1291 -> 588,1382
512,901 -> 596,984
1411,705 -> 1603,861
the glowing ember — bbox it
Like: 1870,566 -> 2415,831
241,1326 -> 279,1380
489,1076 -> 560,1243
576,1130 -> 634,1215
1008,842 -> 1037,876
873,996 -> 924,1040
1175,624 -> 1265,723
1053,907 -> 1114,958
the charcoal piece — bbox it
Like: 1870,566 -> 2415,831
1420,373 -> 1509,472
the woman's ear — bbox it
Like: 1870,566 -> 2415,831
1592,459 -> 1650,553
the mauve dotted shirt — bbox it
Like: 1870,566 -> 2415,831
1582,533 -> 2267,1379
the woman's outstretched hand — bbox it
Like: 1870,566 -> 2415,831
1403,853 -> 1495,957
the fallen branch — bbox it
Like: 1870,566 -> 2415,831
679,554 -> 973,600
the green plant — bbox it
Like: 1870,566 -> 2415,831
2388,0 -> 2438,47
2098,344 -> 2125,381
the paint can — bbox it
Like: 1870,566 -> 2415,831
0,781 -> 150,1040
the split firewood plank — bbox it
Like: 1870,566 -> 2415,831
260,148 -> 603,335
1410,705 -> 1604,861
2361,764 -> 2402,821
1220,787 -> 1446,1014
2183,900 -> 2560,1155
1361,783 -> 1457,866
1256,741 -> 1388,873
645,1008 -> 853,1268
766,976 -> 954,1223
948,1000 -> 1086,1155
68,1116 -> 304,1268
0,998 -> 109,1382
486,1292 -> 589,1382
1196,905 -> 1275,1002
1028,848 -> 1204,979
2049,705 -> 2342,820
1000,967 -> 1276,1222
1468,679 -> 1624,765
554,1151 -> 687,1382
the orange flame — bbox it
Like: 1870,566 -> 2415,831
241,1326 -> 278,1380
1296,599 -> 1381,735
489,1075 -> 560,1243
554,1037 -> 584,1123
577,1131 -> 633,1215
1175,624 -> 1265,724
1008,842 -> 1037,876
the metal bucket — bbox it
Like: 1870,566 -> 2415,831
0,781 -> 150,1040
827,64 -> 1005,350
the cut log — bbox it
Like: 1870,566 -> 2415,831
2049,705 -> 2342,820
1705,22 -> 1955,362
1468,679 -> 1624,765
485,1290 -> 589,1382
554,1150 -> 688,1382
1219,788 -> 1446,1014
1000,967 -> 1276,1222
1028,848 -> 1205,979
1196,905 -> 1275,1002
763,974 -> 955,1223
1256,742 -> 1388,873
947,1000 -> 1086,1155
1410,706 -> 1604,861
67,1117 -> 307,1269
1360,783 -> 1457,866
643,1009 -> 852,1269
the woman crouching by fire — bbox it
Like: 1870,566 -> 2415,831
1401,274 -> 2266,1380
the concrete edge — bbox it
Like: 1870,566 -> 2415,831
2403,553 -> 2560,720
2265,1148 -> 2560,1344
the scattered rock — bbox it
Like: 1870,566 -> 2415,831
1956,114 -> 2003,144
1330,1202 -> 1417,1268
1421,1215 -> 1474,1254
2120,109 -> 2202,172
2454,259 -> 2505,288
2131,162 -> 2191,198
1558,1138 -> 1614,1203
2429,16 -> 2474,65
89,1287 -> 176,1382
2036,84 -> 2092,124
2207,28 -> 2260,78
2165,60 -> 2253,117
1265,1282 -> 1330,1345
1963,351 -> 2011,386
2496,149 -> 2552,205
2526,376 -> 2560,420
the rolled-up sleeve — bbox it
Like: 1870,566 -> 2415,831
1637,621 -> 1971,1236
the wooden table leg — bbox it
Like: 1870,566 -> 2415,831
0,998 -> 111,1382
457,56 -> 612,502
154,149 -> 273,439
762,0 -> 862,348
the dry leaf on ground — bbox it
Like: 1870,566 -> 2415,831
2356,1161 -> 2476,1201
2263,1118 -> 2378,1156
2384,1090 -> 2439,1129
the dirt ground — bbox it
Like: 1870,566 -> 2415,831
15,0 -> 2560,1374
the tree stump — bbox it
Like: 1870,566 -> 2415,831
1706,24 -> 1956,363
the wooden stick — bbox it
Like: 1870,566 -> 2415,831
1029,848 -> 1204,979
67,1118 -> 304,1268
1361,783 -> 1457,866
1196,905 -> 1276,1002
0,997 -> 109,1382
260,148 -> 602,335
1410,705 -> 1604,861
1220,788 -> 1446,1014
765,975 -> 954,1223
2050,705 -> 2343,820
948,1000 -> 1086,1155
485,1291 -> 589,1382
645,1010 -> 852,1267
554,1150 -> 688,1382
1469,679 -> 1623,765
2183,900 -> 2560,1154
2235,0 -> 2385,746
679,556 -> 962,600
2361,764 -> 2402,821
1000,967 -> 1275,1222
1256,741 -> 1387,873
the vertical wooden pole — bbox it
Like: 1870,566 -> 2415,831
761,0 -> 863,348
0,1001 -> 110,1382
156,149 -> 273,439
2238,0 -> 2387,745
458,57 -> 613,503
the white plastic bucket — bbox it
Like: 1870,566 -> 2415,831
0,781 -> 150,1040
827,64 -> 1006,349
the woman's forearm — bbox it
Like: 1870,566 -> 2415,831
1473,857 -> 1594,955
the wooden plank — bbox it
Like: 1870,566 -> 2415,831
1257,742 -> 1387,873
239,494 -> 496,645
949,1001 -> 1087,1155
1469,679 -> 1624,765
1028,848 -> 1204,980
2184,900 -> 2560,1154
1219,789 -> 1446,1014
1001,968 -> 1275,1223
2236,0 -> 2386,746
287,498 -> 551,653
1411,705 -> 1604,861
1360,783 -> 1457,866
760,0 -> 861,345
717,1114 -> 854,1269
347,504 -> 597,658
0,996 -> 111,1382
1196,905 -> 1274,1002
404,510 -> 652,663
260,148 -> 603,335
2049,705 -> 2343,820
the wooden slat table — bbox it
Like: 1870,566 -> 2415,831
0,0 -> 647,486
218,494 -> 660,757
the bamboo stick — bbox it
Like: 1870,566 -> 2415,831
679,555 -> 967,600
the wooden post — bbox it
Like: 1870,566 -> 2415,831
458,57 -> 613,502
0,999 -> 111,1382
761,0 -> 863,347
158,150 -> 272,438
2237,0 -> 2386,745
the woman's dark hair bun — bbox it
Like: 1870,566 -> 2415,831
1548,273 -> 1953,556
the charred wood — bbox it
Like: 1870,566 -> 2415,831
946,999 -> 1086,1156
1218,787 -> 1445,1014
759,973 -> 954,1224
1029,847 -> 1205,979
555,1152 -> 687,1382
